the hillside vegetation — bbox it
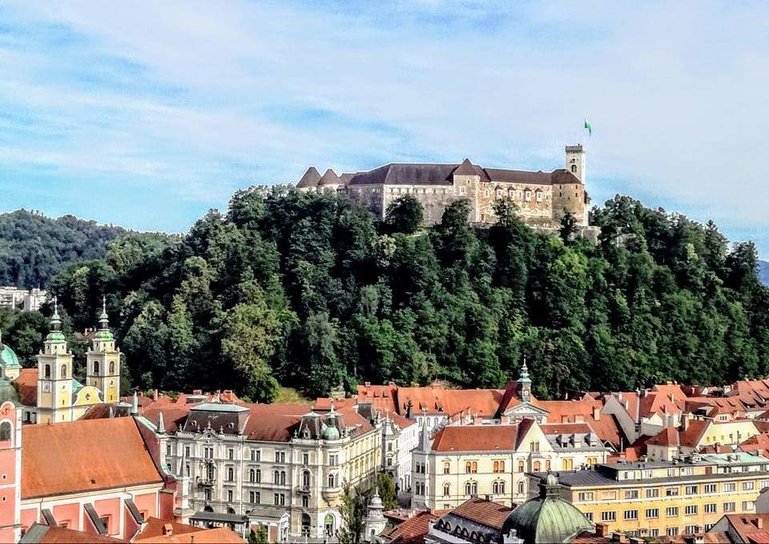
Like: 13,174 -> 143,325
6,191 -> 769,402
0,210 -> 128,288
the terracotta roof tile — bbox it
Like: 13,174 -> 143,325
22,417 -> 164,499
133,527 -> 242,544
432,425 -> 518,452
15,367 -> 37,406
134,518 -> 202,540
447,497 -> 512,530
396,386 -> 504,418
722,513 -> 769,543
380,511 -> 438,544
22,524 -> 126,543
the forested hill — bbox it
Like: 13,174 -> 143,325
9,191 -> 769,402
0,210 -> 129,288
759,261 -> 769,286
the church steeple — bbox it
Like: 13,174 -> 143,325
37,296 -> 75,423
86,294 -> 121,403
518,357 -> 532,403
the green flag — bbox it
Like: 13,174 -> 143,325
584,119 -> 592,136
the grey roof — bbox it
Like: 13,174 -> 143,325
296,166 -> 321,188
190,403 -> 249,413
19,523 -> 49,544
454,158 -> 478,176
84,503 -> 108,535
247,505 -> 290,521
190,511 -> 250,524
126,498 -> 144,524
318,168 -> 341,186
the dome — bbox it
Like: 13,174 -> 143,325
502,474 -> 592,544
0,341 -> 21,369
321,423 -> 340,441
0,379 -> 19,404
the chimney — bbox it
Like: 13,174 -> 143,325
162,524 -> 173,536
153,389 -> 159,401
757,517 -> 764,529
595,523 -> 608,537
682,416 -> 690,432
593,406 -> 601,421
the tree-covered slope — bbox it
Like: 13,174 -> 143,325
759,260 -> 769,286
0,210 -> 129,288
12,191 -> 769,402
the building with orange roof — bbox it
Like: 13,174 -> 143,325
159,400 -> 382,541
411,414 -> 610,510
708,513 -> 769,543
646,418 -> 760,462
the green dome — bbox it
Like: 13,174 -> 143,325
503,475 -> 592,544
322,423 -> 340,441
0,379 -> 19,404
0,342 -> 21,369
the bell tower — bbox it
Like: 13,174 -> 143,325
565,145 -> 586,183
36,298 -> 74,424
518,358 -> 532,404
86,297 -> 121,403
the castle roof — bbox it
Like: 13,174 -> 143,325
317,168 -> 341,186
22,417 -> 164,499
453,158 -> 479,176
296,166 -> 322,188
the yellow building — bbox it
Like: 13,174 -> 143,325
540,452 -> 769,539
86,299 -> 121,403
646,418 -> 760,462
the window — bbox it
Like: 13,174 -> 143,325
624,489 -> 639,500
743,501 -> 755,511
493,481 -> 505,494
443,461 -> 450,474
44,364 -> 51,379
666,507 -> 679,517
465,461 -> 477,474
524,191 -> 532,201
302,470 -> 311,487
184,446 -> 191,457
533,461 -> 541,472
577,492 -> 594,502
571,165 -> 577,173
536,191 -> 544,202
93,361 -> 100,374
724,502 -> 736,513
275,451 -> 285,463
465,481 -> 478,496
274,470 -> 280,483
744,481 -> 755,491
109,361 -> 115,374
227,489 -> 233,502
249,491 -> 260,504
584,512 -> 593,522
667,528 -> 679,536
646,509 -> 659,519
601,511 -> 616,522
249,469 -> 256,483
493,460 -> 505,473
328,473 -> 337,488
60,364 -> 67,378
227,467 -> 234,482
649,529 -> 659,537
646,488 -> 659,498
0,422 -> 11,442
684,505 -> 698,516
204,489 -> 211,501
685,485 -> 698,495
204,447 -> 213,459
665,487 -> 679,497
685,526 -> 700,535
530,441 -> 539,452
273,493 -> 285,506
624,510 -> 638,521
517,481 -> 525,495
704,484 -> 717,493
228,449 -> 234,460
443,483 -> 450,497
562,458 -> 573,471
517,461 -> 525,472
329,454 -> 338,466
704,504 -> 717,514
251,449 -> 260,462
723,482 -> 736,492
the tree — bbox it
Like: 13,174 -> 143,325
372,472 -> 398,509
337,482 -> 366,544
248,525 -> 269,544
384,194 -> 424,234
559,212 -> 579,243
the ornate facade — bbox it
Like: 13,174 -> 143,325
297,145 -> 589,227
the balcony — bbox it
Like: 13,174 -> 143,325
196,479 -> 215,489
321,486 -> 341,503
296,484 -> 312,495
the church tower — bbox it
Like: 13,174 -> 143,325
0,401 -> 22,542
518,358 -> 532,403
36,298 -> 74,424
86,297 -> 121,403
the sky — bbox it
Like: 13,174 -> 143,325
2,1 -> 769,255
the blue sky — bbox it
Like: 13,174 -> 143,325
2,2 -> 769,256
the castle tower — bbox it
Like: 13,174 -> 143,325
565,145 -> 585,182
518,358 -> 532,404
86,297 -> 121,403
36,298 -> 74,424
0,401 -> 22,543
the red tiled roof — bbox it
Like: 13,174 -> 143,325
26,524 -> 126,543
646,426 -> 680,447
134,518 -> 202,540
534,399 -> 625,448
388,411 -> 417,429
639,385 -> 687,418
540,422 -> 593,435
679,419 -> 711,447
313,397 -> 355,411
380,511 -> 438,544
431,425 -> 518,452
22,417 -> 164,499
133,527 -> 242,544
241,403 -> 309,441
721,514 -> 769,543
396,385 -> 504,418
356,383 -> 399,414
15,367 -> 37,406
142,404 -> 193,435
448,497 -> 512,530
740,434 -> 769,456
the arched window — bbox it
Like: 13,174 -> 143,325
494,480 -> 505,494
517,481 -> 525,495
44,364 -> 51,379
328,473 -> 336,488
517,460 -> 525,472
303,470 -> 311,487
255,469 -> 261,483
545,460 -> 551,471
109,361 -> 115,374
249,469 -> 255,483
533,461 -> 541,472
60,364 -> 67,378
280,471 -> 286,485
274,470 -> 280,483
443,461 -> 451,474
443,483 -> 450,497
0,422 -> 11,442
227,467 -> 234,482
465,481 -> 477,496
525,190 -> 532,202
571,164 -> 577,173
93,361 -> 100,375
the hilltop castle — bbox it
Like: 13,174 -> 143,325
296,145 -> 590,227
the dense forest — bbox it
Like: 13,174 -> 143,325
0,210 -> 132,288
2,190 -> 768,402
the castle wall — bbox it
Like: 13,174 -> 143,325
551,183 -> 587,226
475,182 -> 553,225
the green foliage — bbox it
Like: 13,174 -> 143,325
384,194 -> 424,234
337,482 -> 366,544
372,472 -> 398,509
248,525 -> 269,544
4,190 -> 768,399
